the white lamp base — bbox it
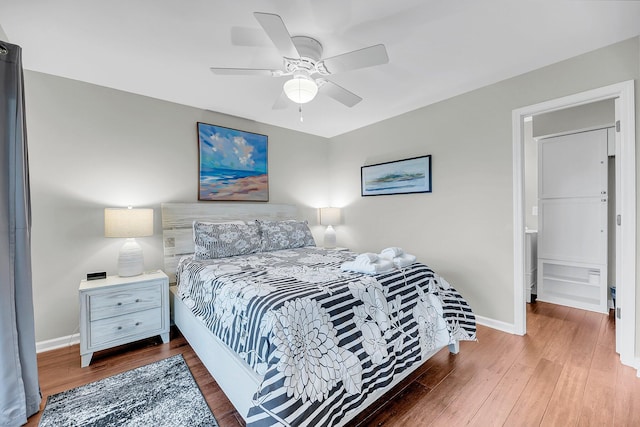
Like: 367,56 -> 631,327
118,238 -> 144,277
324,225 -> 336,249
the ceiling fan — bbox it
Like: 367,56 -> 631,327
210,12 -> 389,108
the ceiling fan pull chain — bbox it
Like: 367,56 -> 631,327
299,105 -> 304,122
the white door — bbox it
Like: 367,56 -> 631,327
537,128 -> 609,313
539,129 -> 608,199
538,198 -> 607,264
614,98 -> 622,354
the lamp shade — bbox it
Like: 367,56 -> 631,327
283,74 -> 318,104
320,207 -> 341,226
104,208 -> 153,238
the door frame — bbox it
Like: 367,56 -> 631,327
511,80 -> 636,369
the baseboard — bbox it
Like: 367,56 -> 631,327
474,315 -> 516,334
36,333 -> 80,353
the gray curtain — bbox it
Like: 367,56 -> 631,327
0,41 -> 40,426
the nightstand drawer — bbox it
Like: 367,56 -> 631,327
89,308 -> 162,347
89,284 -> 161,321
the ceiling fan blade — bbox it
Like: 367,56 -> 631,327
319,79 -> 362,107
253,12 -> 300,59
272,91 -> 289,110
320,44 -> 389,74
230,26 -> 271,47
210,67 -> 281,76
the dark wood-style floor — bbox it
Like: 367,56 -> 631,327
26,302 -> 640,427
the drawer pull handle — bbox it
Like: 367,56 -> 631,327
135,299 -> 141,303
135,322 -> 141,326
117,326 -> 122,330
117,302 -> 122,306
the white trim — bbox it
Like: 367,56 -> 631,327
512,80 -> 636,366
474,315 -> 516,334
36,333 -> 80,353
533,124 -> 616,142
616,81 -> 637,367
512,111 -> 527,336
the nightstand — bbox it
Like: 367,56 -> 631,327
79,270 -> 169,367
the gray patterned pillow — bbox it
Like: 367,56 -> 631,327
258,220 -> 316,252
193,221 -> 261,260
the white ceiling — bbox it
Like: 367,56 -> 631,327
1,1 -> 640,138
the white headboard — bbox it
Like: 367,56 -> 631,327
161,202 -> 298,282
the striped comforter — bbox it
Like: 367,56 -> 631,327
176,247 -> 476,426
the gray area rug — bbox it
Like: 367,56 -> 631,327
39,354 -> 219,426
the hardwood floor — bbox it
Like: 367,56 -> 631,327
26,302 -> 640,426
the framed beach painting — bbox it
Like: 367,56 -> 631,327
361,155 -> 432,196
197,122 -> 269,201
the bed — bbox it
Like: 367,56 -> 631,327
162,202 -> 476,426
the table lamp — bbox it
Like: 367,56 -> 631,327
104,207 -> 153,277
319,207 -> 341,249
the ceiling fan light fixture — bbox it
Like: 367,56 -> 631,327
283,74 -> 318,104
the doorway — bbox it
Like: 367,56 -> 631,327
512,80 -> 636,369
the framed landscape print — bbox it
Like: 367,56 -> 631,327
197,122 -> 269,201
361,155 -> 432,196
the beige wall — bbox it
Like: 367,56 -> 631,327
0,24 -> 8,42
532,99 -> 615,138
24,71 -> 331,342
523,120 -> 538,231
329,37 -> 639,327
24,36 -> 640,350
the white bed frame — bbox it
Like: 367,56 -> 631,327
162,202 -> 459,424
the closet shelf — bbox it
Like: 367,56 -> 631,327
539,292 -> 600,307
541,274 -> 600,287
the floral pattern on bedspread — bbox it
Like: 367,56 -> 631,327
176,247 -> 476,426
